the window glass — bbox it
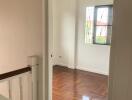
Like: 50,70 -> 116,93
85,7 -> 94,44
107,26 -> 112,44
85,5 -> 113,45
96,8 -> 109,25
95,26 -> 107,44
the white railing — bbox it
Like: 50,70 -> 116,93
0,56 -> 38,100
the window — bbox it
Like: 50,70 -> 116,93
85,5 -> 113,45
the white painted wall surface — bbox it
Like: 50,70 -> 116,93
0,0 -> 44,100
76,0 -> 113,75
53,0 -> 76,68
53,0 -> 113,75
0,0 -> 43,74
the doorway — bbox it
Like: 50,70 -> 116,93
48,0 -> 114,100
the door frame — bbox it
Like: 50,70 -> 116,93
46,0 -> 54,99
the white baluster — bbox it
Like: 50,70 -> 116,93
28,56 -> 38,100
8,80 -> 12,100
19,77 -> 23,100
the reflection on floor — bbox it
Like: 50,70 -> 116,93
53,65 -> 108,100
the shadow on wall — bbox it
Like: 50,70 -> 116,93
0,95 -> 9,100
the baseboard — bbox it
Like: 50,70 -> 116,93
76,66 -> 109,76
53,64 -> 108,75
53,64 -> 75,69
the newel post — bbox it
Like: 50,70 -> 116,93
28,56 -> 39,100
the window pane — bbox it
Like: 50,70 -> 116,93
96,7 -> 109,25
107,26 -> 112,44
108,7 -> 113,25
85,7 -> 94,44
95,26 -> 107,44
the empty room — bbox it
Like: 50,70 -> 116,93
49,0 -> 114,100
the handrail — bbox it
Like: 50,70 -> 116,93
0,56 -> 38,100
0,66 -> 31,80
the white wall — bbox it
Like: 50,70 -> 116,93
76,0 -> 113,75
53,0 -> 113,75
0,0 -> 44,100
53,0 -> 76,68
0,0 -> 43,73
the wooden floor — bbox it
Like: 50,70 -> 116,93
53,65 -> 108,100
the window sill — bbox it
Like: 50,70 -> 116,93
85,43 -> 111,47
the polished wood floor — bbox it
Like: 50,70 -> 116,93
53,65 -> 108,100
